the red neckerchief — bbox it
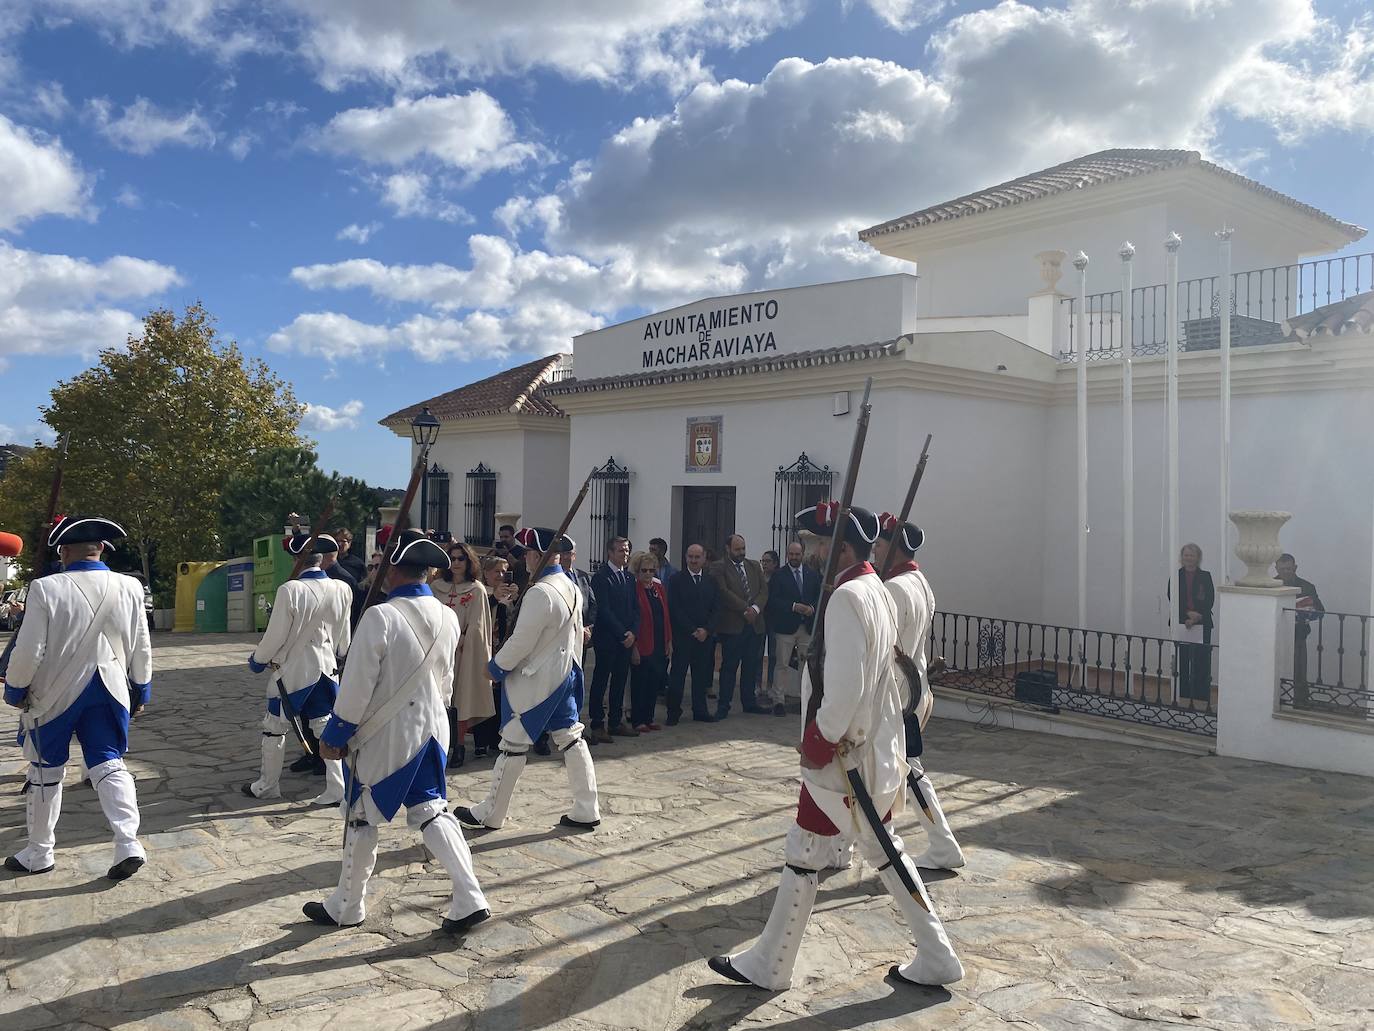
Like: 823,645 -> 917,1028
884,560 -> 920,580
835,561 -> 874,588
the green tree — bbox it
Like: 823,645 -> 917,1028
0,444 -> 63,578
220,445 -> 385,556
5,303 -> 303,587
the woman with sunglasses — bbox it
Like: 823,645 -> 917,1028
433,542 -> 495,768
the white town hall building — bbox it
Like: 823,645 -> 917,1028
383,150 -> 1374,647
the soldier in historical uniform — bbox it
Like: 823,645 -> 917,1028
455,527 -> 600,832
305,530 -> 489,931
875,515 -> 965,871
708,505 -> 963,990
3,516 -> 153,879
243,533 -> 352,805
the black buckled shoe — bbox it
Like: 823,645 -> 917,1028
289,754 -> 316,774
708,955 -> 757,986
5,855 -> 54,875
559,814 -> 599,831
453,806 -> 487,829
303,901 -> 361,928
107,856 -> 145,881
441,907 -> 490,935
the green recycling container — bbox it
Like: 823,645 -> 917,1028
252,534 -> 295,631
194,564 -> 229,633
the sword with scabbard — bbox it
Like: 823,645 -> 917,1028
268,662 -> 314,755
836,751 -> 930,912
20,701 -> 45,803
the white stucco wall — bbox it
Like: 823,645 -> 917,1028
408,426 -> 542,538
565,371 -> 1048,621
521,427 -> 572,526
906,201 -> 1321,320
1037,362 -> 1374,638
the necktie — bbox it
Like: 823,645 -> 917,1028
794,566 -> 803,594
693,573 -> 700,586
737,562 -> 748,592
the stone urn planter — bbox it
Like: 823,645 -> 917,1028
495,512 -> 521,539
1229,510 -> 1290,587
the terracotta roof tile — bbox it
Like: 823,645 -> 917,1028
379,354 -> 569,426
1284,289 -> 1374,341
859,149 -> 1365,241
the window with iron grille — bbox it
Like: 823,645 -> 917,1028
422,463 -> 451,539
588,457 -> 630,570
464,463 -> 498,547
772,453 -> 834,555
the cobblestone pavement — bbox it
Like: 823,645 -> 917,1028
1,632 -> 1372,1030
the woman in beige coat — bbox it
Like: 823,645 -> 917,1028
432,542 -> 496,768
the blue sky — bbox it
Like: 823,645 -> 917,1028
1,0 -> 1371,486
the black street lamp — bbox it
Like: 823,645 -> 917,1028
411,406 -> 440,450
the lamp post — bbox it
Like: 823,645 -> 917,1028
1074,251 -> 1090,685
410,406 -> 441,532
1120,242 -> 1135,635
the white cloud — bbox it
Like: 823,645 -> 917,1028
336,221 -> 381,244
269,302 -> 602,364
0,113 -> 89,231
302,398 -> 364,431
36,0 -> 265,63
31,81 -> 70,120
377,171 -> 469,223
288,0 -> 805,91
0,240 -> 181,361
227,130 -> 253,159
315,91 -> 541,176
89,96 -> 216,155
114,184 -> 142,208
860,0 -> 946,32
0,421 -> 57,445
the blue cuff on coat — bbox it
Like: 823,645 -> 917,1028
3,684 -> 28,706
487,657 -> 509,682
248,656 -> 268,674
131,682 -> 151,708
321,714 -> 358,748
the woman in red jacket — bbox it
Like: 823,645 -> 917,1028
629,550 -> 671,733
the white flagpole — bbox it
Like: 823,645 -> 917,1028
1217,227 -> 1234,585
1120,242 -> 1135,635
1165,232 -> 1182,642
1074,251 -> 1090,641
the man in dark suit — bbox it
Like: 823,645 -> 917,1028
667,543 -> 719,725
709,534 -> 769,719
588,536 -> 639,742
1276,553 -> 1324,708
764,540 -> 820,717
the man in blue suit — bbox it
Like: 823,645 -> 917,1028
588,536 -> 639,743
764,540 -> 821,717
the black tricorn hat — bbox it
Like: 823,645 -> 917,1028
515,526 -> 559,553
555,534 -> 576,554
389,529 -> 450,570
287,533 -> 338,556
878,513 -> 924,554
48,515 -> 126,549
794,503 -> 879,544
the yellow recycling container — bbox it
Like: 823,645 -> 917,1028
174,561 -> 223,633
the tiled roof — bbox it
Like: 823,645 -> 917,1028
1284,290 -> 1374,341
380,354 -> 569,427
859,149 -> 1365,241
543,338 -> 905,394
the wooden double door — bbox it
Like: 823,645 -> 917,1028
681,487 -> 736,564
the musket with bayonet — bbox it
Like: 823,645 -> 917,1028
508,467 -> 595,632
801,377 -> 874,728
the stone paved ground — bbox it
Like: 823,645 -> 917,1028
1,632 -> 1372,1031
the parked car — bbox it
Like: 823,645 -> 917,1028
0,585 -> 27,631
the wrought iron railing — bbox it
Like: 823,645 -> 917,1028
928,612 -> 1218,736
1279,609 -> 1373,721
588,457 -> 630,570
772,453 -> 834,555
1059,251 -> 1374,361
463,463 -> 497,547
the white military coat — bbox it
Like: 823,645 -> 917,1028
251,572 -> 351,697
332,588 -> 459,823
6,564 -> 152,724
492,568 -> 583,720
800,564 -> 907,820
884,563 -> 935,728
